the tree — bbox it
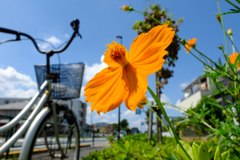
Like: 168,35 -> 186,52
132,3 -> 183,142
120,119 -> 129,131
111,123 -> 118,131
131,127 -> 139,134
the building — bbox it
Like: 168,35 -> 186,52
93,122 -> 112,135
179,75 -> 233,110
180,76 -> 211,111
0,97 -> 31,106
0,97 -> 87,128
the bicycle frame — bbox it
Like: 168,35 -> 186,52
0,79 -> 50,155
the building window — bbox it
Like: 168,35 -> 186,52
4,100 -> 9,104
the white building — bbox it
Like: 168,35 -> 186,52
180,75 -> 234,111
180,76 -> 211,111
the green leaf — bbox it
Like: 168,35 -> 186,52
218,57 -> 222,66
201,68 -> 215,73
177,141 -> 193,160
192,142 -> 199,160
124,141 -> 130,153
214,146 -> 221,160
112,143 -> 127,153
221,150 -> 231,160
169,153 -> 179,160
196,143 -> 210,160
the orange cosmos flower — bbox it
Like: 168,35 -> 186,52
229,52 -> 240,67
84,24 -> 175,114
184,38 -> 197,53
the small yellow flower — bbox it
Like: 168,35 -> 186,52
227,29 -> 233,35
229,52 -> 240,67
84,25 -> 175,114
184,38 -> 197,53
121,5 -> 132,12
187,126 -> 190,128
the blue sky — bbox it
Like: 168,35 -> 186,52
0,1 -> 239,132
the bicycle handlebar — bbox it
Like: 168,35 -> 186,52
0,19 -> 81,55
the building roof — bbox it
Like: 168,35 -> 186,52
0,97 -> 31,100
0,101 -> 35,110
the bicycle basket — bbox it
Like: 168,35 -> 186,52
34,63 -> 85,99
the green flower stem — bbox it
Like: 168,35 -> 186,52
216,79 -> 234,97
230,35 -> 235,52
148,105 -> 175,140
226,0 -> 240,10
190,111 -> 215,131
212,79 -> 235,115
133,9 -> 162,25
217,0 -> 230,56
219,23 -> 239,52
220,49 -> 236,75
187,49 -> 220,74
147,86 -> 192,160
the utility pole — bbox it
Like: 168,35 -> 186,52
116,35 -> 122,140
148,102 -> 153,141
156,72 -> 162,142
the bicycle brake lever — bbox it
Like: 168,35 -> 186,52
71,19 -> 82,39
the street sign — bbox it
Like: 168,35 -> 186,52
136,108 -> 141,114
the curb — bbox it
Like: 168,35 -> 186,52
3,144 -> 90,156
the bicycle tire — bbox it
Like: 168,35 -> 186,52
27,104 -> 80,160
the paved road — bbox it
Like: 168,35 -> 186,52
29,146 -> 109,160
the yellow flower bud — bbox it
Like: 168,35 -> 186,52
218,45 -> 223,50
121,5 -> 133,12
216,15 -> 221,22
223,110 -> 227,115
227,29 -> 233,35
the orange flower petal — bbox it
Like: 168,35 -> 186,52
130,42 -> 169,75
185,38 -> 197,53
229,52 -> 240,67
129,24 -> 175,62
90,68 -> 128,114
124,64 -> 148,111
84,67 -> 120,102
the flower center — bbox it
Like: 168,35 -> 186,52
105,41 -> 129,68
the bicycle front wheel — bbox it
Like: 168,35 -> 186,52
28,104 -> 80,160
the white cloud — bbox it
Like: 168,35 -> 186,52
65,34 -> 69,38
38,36 -> 61,49
122,110 -> 138,119
180,82 -> 189,89
0,67 -> 38,98
4,88 -> 37,98
129,119 -> 147,133
175,99 -> 181,106
47,36 -> 61,45
80,86 -> 85,98
161,94 -> 171,103
84,55 -> 108,82
86,105 -> 117,124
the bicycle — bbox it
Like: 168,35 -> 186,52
0,19 -> 84,160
